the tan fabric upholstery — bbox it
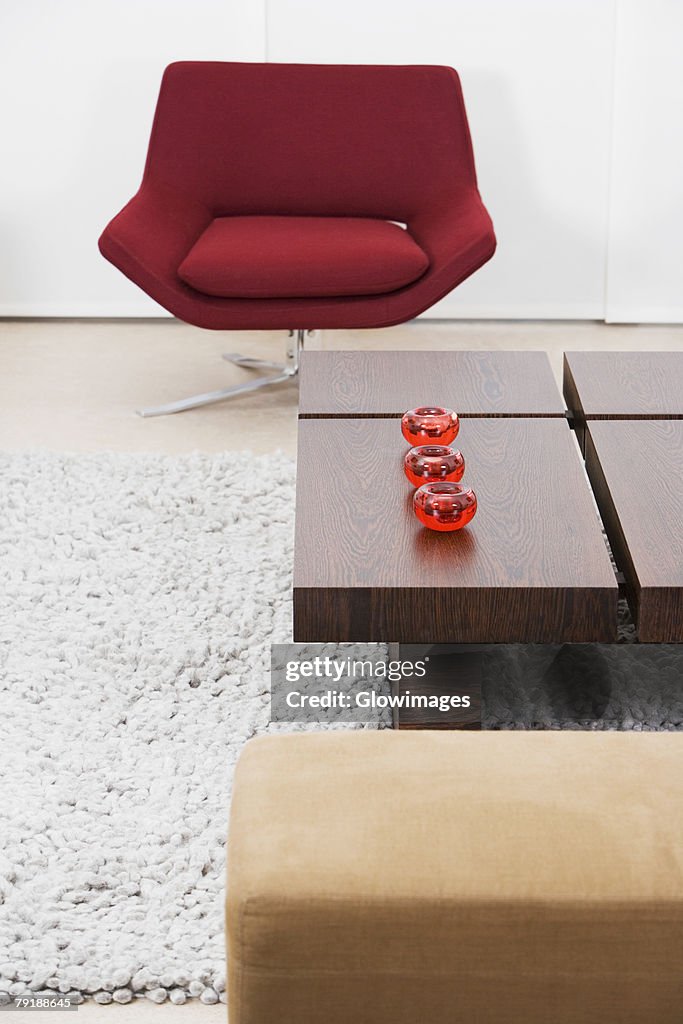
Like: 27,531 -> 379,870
227,731 -> 683,1024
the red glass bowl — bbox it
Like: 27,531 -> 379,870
413,482 -> 477,532
401,406 -> 460,446
404,445 -> 465,487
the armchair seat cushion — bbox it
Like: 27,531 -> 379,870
177,215 -> 429,299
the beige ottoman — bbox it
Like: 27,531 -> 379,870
227,731 -> 683,1024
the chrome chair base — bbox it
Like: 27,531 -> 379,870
136,329 -> 307,418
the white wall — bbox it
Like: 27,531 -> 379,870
0,1 -> 680,322
605,0 -> 683,323
0,1 -> 266,317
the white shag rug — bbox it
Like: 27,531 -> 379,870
0,451 -> 384,1007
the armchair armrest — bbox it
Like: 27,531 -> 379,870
99,179 -> 212,290
410,191 -> 496,274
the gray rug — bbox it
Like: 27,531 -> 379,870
0,451 -> 680,1007
481,556 -> 683,730
482,641 -> 683,730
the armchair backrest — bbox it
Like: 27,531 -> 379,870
143,62 -> 478,221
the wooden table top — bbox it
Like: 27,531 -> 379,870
299,350 -> 565,418
585,420 -> 683,642
564,351 -> 683,420
294,417 -> 617,643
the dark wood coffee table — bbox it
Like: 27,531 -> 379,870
563,350 -> 683,450
294,350 -> 617,645
563,352 -> 683,643
294,416 -> 617,643
293,349 -> 683,727
585,420 -> 683,642
300,349 -> 565,418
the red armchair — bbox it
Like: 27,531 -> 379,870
99,62 -> 495,416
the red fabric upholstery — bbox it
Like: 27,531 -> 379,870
99,62 -> 495,330
177,216 -> 429,298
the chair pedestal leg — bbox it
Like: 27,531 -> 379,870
135,329 -> 308,417
222,354 -> 286,371
136,369 -> 292,417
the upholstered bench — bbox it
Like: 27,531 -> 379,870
227,732 -> 683,1024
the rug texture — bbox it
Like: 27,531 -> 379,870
1,451 -> 681,1006
0,452 -> 386,1006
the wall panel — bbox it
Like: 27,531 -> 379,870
605,0 -> 683,323
0,1 -> 266,316
267,0 -> 616,319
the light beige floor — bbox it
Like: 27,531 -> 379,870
2,318 -> 683,456
4,316 -> 683,1024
